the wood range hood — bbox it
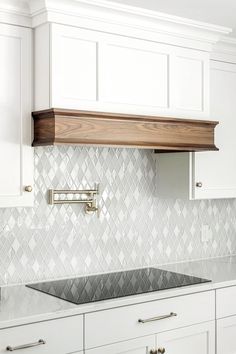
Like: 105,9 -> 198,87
32,108 -> 219,152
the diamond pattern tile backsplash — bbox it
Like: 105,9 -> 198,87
0,146 -> 236,286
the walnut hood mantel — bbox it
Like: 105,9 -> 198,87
32,108 -> 218,152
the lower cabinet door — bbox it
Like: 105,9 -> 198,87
157,321 -> 215,354
217,315 -> 236,354
85,335 -> 156,354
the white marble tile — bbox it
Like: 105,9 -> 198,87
0,146 -> 236,285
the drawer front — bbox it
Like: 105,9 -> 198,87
216,286 -> 236,319
85,291 -> 215,349
0,315 -> 83,354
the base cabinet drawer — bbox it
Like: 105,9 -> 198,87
216,286 -> 236,318
0,316 -> 83,354
86,322 -> 215,354
85,291 -> 215,349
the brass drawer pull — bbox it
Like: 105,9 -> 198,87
138,312 -> 177,323
6,339 -> 46,351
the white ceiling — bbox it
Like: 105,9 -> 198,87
111,0 -> 236,36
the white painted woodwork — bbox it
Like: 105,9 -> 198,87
171,48 -> 209,116
194,61 -> 236,199
211,37 -> 236,65
157,321 -> 215,354
157,153 -> 194,199
51,25 -> 98,109
35,23 -> 209,119
0,315 -> 83,354
85,291 -> 215,349
216,286 -> 236,319
217,316 -> 236,354
0,23 -> 33,207
85,335 -> 156,354
157,59 -> 236,200
99,36 -> 170,109
34,23 -> 50,110
1,0 -> 231,52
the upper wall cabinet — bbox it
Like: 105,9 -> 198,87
157,60 -> 236,200
34,23 -> 210,119
0,24 -> 33,208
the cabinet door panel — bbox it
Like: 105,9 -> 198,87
100,37 -> 170,108
217,316 -> 236,354
51,25 -> 98,107
0,24 -> 33,207
86,335 -> 155,354
171,49 -> 209,118
157,321 -> 215,354
194,61 -> 236,199
0,32 -> 21,196
38,24 -> 210,118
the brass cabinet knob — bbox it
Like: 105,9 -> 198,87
25,185 -> 33,192
158,348 -> 166,354
196,182 -> 203,188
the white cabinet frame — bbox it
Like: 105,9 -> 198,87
0,24 -> 33,207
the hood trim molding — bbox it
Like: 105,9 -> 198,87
32,108 -> 218,152
0,1 -> 231,51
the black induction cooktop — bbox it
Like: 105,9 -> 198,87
26,268 -> 210,305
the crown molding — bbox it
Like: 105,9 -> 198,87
0,0 -> 232,51
0,0 -> 31,26
211,36 -> 236,64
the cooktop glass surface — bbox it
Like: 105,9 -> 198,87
26,268 -> 211,305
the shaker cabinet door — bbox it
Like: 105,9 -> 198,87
85,335 -> 156,354
217,316 -> 236,354
157,60 -> 236,200
157,321 -> 215,354
0,24 -> 33,207
193,60 -> 236,199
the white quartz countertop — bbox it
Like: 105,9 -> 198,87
1,255 -> 236,329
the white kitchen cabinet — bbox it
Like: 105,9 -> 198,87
86,318 -> 215,354
216,286 -> 236,354
35,23 -> 209,119
0,24 -> 33,207
85,291 -> 214,349
86,335 -> 156,354
0,315 -> 83,354
157,60 -> 236,200
216,286 -> 236,319
217,316 -> 236,354
171,48 -> 209,117
157,321 -> 215,354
